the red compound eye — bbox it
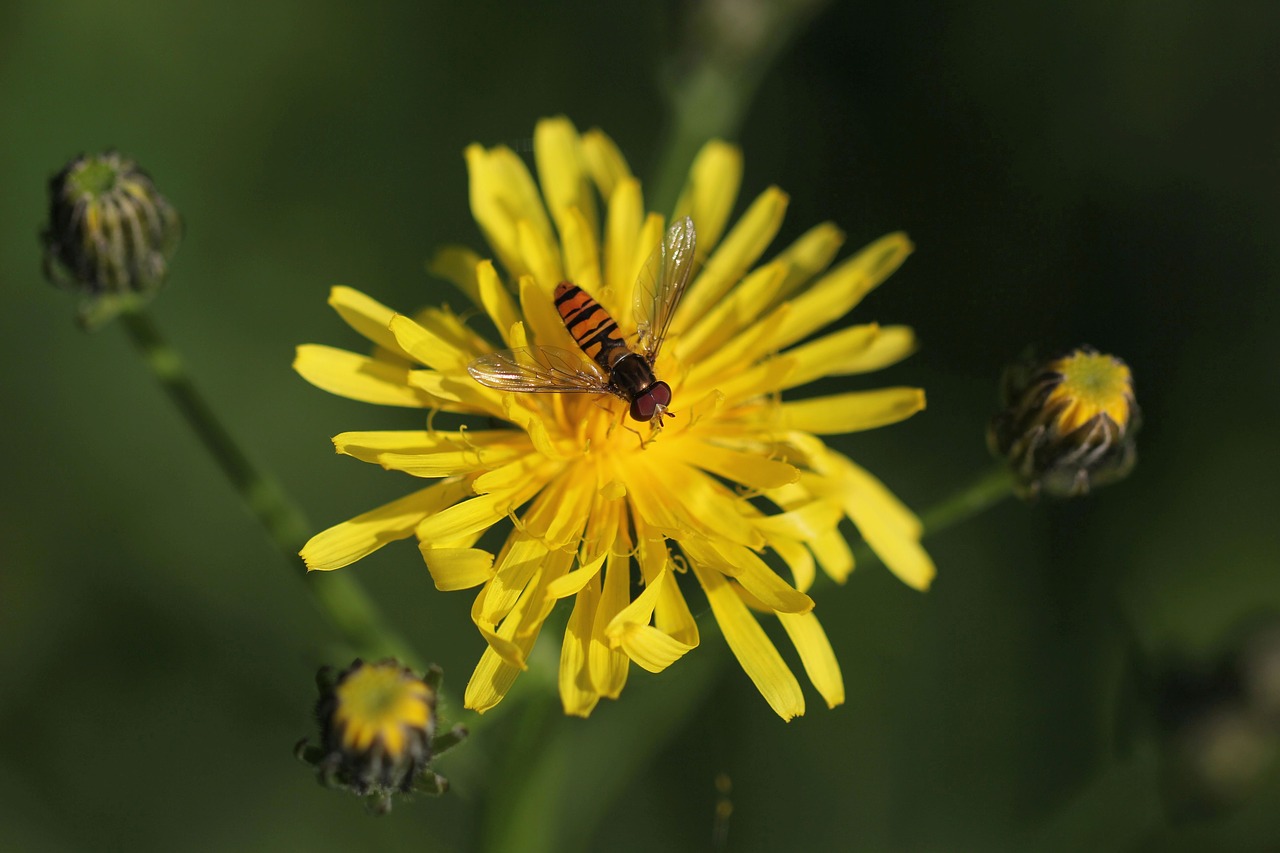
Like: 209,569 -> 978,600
629,382 -> 672,422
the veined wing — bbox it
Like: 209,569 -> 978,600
467,346 -> 614,395
634,215 -> 697,363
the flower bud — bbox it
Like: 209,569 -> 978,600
988,347 -> 1139,498
41,151 -> 182,325
296,659 -> 465,813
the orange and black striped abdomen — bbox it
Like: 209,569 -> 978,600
554,281 -> 628,370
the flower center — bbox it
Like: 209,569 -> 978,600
68,158 -> 122,198
335,666 -> 431,738
1046,350 -> 1134,433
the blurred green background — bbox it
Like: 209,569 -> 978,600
4,1 -> 1280,850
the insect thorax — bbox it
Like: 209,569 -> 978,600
609,352 -> 658,398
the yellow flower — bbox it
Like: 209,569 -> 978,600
296,117 -> 934,720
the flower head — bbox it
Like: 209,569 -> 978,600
296,117 -> 934,720
42,151 -> 182,326
298,659 -> 462,812
988,346 -> 1139,498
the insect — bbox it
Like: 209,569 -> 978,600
467,216 -> 697,426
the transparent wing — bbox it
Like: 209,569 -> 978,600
467,346 -> 614,395
634,215 -> 697,362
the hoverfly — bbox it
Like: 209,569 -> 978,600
467,216 -> 697,427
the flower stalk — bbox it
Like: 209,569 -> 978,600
116,301 -> 422,671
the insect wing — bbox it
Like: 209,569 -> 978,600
634,215 -> 697,362
467,346 -> 612,394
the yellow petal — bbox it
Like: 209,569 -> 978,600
752,500 -> 843,543
811,526 -> 855,583
771,324 -> 883,391
685,441 -> 799,492
625,463 -> 764,549
427,245 -> 484,307
334,429 -> 531,478
671,187 -> 789,337
613,622 -> 697,674
328,286 -> 412,358
653,554 -> 700,646
559,577 -> 601,717
465,145 -> 519,278
301,479 -> 472,571
417,304 -> 491,358
590,550 -> 632,697
466,143 -> 555,280
690,561 -> 805,720
580,491 -> 623,566
387,313 -> 472,373
677,303 -> 792,396
772,231 -> 914,349
560,207 -> 602,296
470,535 -> 572,668
464,573 -> 549,712
407,369 -> 506,415
476,260 -> 521,348
677,261 -> 787,363
832,453 -> 923,539
483,478 -> 581,624
684,538 -> 814,615
464,644 -> 522,713
496,385 -> 562,460
473,453 -> 557,496
780,387 -> 925,435
600,177 -> 644,325
856,509 -> 936,589
534,116 -> 598,241
518,219 -> 564,292
545,550 -> 606,599
581,128 -> 633,202
618,212 -> 666,336
672,139 -> 742,255
829,325 -> 917,375
419,546 -> 494,590
605,569 -> 696,673
767,535 -> 816,592
415,471 -> 543,544
769,222 -> 846,306
293,345 -> 433,408
710,358 -> 797,409
778,612 -> 844,708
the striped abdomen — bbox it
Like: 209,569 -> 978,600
554,281 -> 629,371
552,280 -> 672,424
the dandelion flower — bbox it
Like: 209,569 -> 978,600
296,117 -> 934,720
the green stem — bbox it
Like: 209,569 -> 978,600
117,305 -> 424,672
920,464 -> 1016,538
842,464 -> 1016,576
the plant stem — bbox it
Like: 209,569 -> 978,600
117,304 -> 424,672
846,464 -> 1016,572
920,464 -> 1015,538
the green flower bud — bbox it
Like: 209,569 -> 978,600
988,347 -> 1139,498
41,151 -> 182,326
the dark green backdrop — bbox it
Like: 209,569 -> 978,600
3,2 -> 1278,850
